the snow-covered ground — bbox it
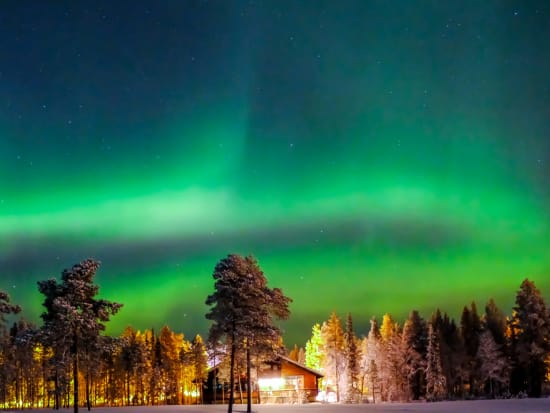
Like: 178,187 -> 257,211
13,399 -> 550,413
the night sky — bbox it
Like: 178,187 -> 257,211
1,1 -> 549,346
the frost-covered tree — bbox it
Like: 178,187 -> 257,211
205,254 -> 291,413
321,312 -> 345,401
0,291 -> 20,327
509,279 -> 550,397
365,317 -> 381,403
477,330 -> 508,397
401,310 -> 427,400
426,322 -> 446,401
378,313 -> 405,401
37,259 -> 122,413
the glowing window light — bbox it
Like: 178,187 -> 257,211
258,378 -> 285,390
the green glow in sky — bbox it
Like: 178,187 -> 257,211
1,1 -> 548,345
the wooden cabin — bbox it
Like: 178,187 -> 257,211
204,355 -> 323,404
257,356 -> 323,403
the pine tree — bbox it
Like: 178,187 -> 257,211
509,279 -> 550,397
0,291 -> 21,327
484,298 -> 506,346
401,310 -> 427,400
343,313 -> 360,403
426,322 -> 446,401
37,259 -> 122,413
460,302 -> 482,396
205,254 -> 291,413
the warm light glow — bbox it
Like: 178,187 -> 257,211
258,378 -> 285,390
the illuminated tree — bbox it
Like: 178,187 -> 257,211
509,279 -> 550,397
365,317 -> 381,403
181,334 -> 207,404
321,312 -> 345,401
305,323 -> 324,372
288,344 -> 300,361
0,291 -> 21,408
37,259 -> 122,413
205,254 -> 291,413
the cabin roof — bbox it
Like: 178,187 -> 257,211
279,355 -> 324,377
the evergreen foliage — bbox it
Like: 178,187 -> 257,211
509,279 -> 550,397
37,259 -> 122,413
204,254 -> 291,413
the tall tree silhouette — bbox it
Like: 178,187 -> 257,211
205,254 -> 291,413
509,279 -> 550,397
37,259 -> 122,413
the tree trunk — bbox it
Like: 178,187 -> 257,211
73,331 -> 79,413
228,331 -> 235,413
86,367 -> 91,410
246,343 -> 251,413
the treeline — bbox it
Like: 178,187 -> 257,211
295,279 -> 550,402
1,258 -> 549,410
0,259 -> 210,410
0,254 -> 290,413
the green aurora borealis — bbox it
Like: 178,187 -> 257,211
1,1 -> 549,345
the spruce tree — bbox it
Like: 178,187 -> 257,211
0,291 -> 20,326
402,310 -> 427,400
426,322 -> 446,401
509,279 -> 550,397
343,313 -> 360,403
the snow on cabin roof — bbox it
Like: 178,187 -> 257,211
279,355 -> 324,377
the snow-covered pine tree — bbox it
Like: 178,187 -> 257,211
365,317 -> 381,403
509,278 -> 550,397
401,310 -> 427,400
425,322 -> 446,401
379,313 -> 405,401
477,330 -> 508,397
0,290 -> 20,327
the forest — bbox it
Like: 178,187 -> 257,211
0,255 -> 549,411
